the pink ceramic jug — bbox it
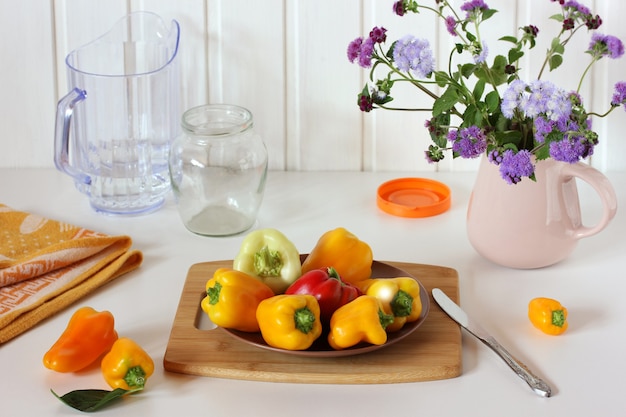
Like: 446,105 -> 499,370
466,157 -> 617,269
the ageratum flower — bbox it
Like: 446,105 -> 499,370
348,0 -> 626,184
392,35 -> 435,78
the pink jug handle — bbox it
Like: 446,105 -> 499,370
561,162 -> 618,239
53,88 -> 91,185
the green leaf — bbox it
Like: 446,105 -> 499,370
495,130 -> 523,146
433,86 -> 459,116
475,55 -> 508,86
461,63 -> 477,79
508,48 -> 524,63
549,13 -> 564,22
473,79 -> 486,101
485,90 -> 500,113
481,8 -> 498,20
434,71 -> 450,87
51,388 -> 138,413
551,38 -> 565,54
462,104 -> 479,128
499,35 -> 519,44
549,54 -> 563,71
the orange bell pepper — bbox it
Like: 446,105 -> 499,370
301,227 -> 373,285
528,297 -> 568,335
43,306 -> 118,373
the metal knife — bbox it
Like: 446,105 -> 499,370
432,288 -> 552,398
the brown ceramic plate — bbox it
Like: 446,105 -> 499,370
222,260 -> 430,357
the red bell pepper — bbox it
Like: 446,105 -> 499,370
285,267 -> 361,323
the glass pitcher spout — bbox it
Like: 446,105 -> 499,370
65,11 -> 180,77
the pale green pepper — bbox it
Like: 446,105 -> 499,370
233,228 -> 302,294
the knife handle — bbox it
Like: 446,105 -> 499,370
482,335 -> 552,397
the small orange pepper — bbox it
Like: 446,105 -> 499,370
301,227 -> 373,285
101,337 -> 154,390
528,297 -> 568,335
43,306 -> 118,373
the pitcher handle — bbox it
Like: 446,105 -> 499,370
53,88 -> 91,185
561,162 -> 618,239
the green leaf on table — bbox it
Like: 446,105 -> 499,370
51,387 -> 139,412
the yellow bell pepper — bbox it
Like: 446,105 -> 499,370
201,267 -> 275,332
328,295 -> 394,350
528,297 -> 568,335
301,227 -> 373,285
355,277 -> 422,332
256,294 -> 322,350
100,337 -> 154,390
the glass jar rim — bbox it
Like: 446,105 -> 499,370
181,104 -> 253,136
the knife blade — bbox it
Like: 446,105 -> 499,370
432,288 -> 552,398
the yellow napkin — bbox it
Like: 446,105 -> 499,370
0,204 -> 143,343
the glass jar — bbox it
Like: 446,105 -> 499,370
169,104 -> 268,236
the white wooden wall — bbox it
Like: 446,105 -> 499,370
2,0 -> 625,172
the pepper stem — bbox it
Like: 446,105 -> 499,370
124,366 -> 147,389
378,309 -> 395,330
551,309 -> 566,327
293,307 -> 316,334
390,289 -> 414,317
207,282 -> 222,305
254,246 -> 283,277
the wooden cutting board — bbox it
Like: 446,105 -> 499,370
163,260 -> 462,384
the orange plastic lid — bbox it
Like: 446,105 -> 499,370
377,177 -> 451,218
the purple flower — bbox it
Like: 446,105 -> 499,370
447,126 -> 487,158
369,26 -> 387,44
611,81 -> 626,109
501,80 -> 572,122
549,136 -> 592,163
445,16 -> 458,36
460,0 -> 489,18
498,149 -> 535,184
392,35 -> 435,78
359,37 -> 375,68
347,36 -> 376,68
487,149 -> 504,165
347,37 -> 363,63
358,94 -> 374,112
563,1 -> 591,16
533,116 -> 555,143
393,1 -> 405,16
588,33 -> 625,59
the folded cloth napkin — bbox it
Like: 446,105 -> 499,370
0,204 -> 143,343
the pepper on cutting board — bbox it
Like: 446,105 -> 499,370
43,306 -> 118,373
233,228 -> 302,294
327,295 -> 394,350
256,294 -> 323,350
355,277 -> 423,332
201,267 -> 275,332
301,227 -> 373,285
100,337 -> 154,390
528,297 -> 568,335
284,266 -> 361,323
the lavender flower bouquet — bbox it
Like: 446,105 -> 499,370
348,0 -> 626,184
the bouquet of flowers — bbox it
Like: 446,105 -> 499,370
347,0 -> 626,184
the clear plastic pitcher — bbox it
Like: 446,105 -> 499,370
54,11 -> 180,215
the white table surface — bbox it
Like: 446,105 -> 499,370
1,168 -> 625,416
